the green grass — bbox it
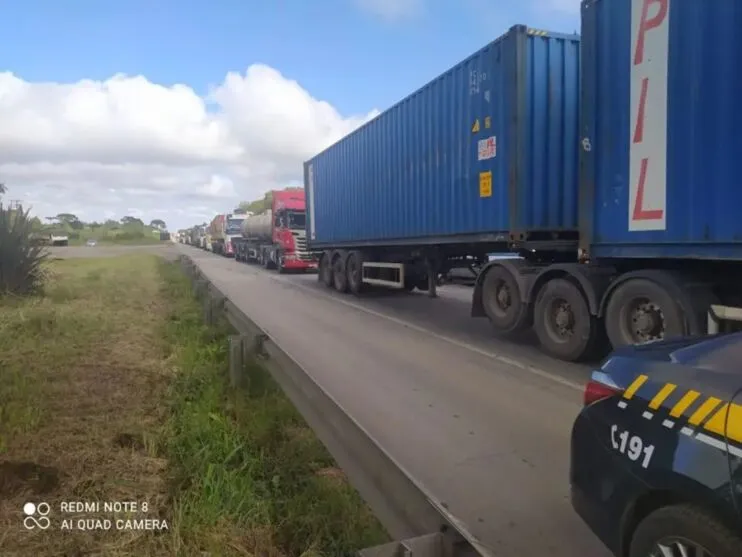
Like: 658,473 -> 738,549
160,261 -> 389,556
0,253 -> 387,557
68,234 -> 163,246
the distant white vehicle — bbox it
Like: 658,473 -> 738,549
50,233 -> 69,247
86,239 -> 97,247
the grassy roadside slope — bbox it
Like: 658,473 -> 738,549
0,253 -> 387,556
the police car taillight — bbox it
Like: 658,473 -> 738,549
583,371 -> 624,406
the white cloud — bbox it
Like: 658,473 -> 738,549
355,0 -> 423,21
0,65 -> 379,229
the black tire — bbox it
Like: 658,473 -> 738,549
346,251 -> 365,295
604,278 -> 685,349
629,504 -> 742,557
277,253 -> 286,274
333,254 -> 348,293
319,253 -> 334,288
481,265 -> 530,335
533,278 -> 600,362
262,250 -> 272,269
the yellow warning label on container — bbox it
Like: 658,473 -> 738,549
472,119 -> 480,133
479,171 -> 492,198
484,116 -> 491,129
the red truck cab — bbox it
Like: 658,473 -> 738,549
271,190 -> 315,271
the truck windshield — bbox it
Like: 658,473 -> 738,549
287,212 -> 306,230
226,219 -> 243,234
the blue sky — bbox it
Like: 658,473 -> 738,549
0,0 -> 580,229
1,0 -> 579,115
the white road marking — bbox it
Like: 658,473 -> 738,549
261,271 -> 585,392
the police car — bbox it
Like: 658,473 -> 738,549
570,332 -> 742,557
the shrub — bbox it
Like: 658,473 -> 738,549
0,204 -> 48,296
116,230 -> 146,240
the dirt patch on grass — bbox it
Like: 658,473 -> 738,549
0,255 -> 171,556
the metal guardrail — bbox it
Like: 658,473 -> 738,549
707,304 -> 742,335
178,254 -> 487,557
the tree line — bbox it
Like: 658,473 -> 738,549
0,183 -> 168,243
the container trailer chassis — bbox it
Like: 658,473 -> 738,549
316,240 -> 742,362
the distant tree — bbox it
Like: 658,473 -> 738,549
55,213 -> 79,224
121,216 -> 144,227
0,183 -> 6,196
241,191 -> 275,214
90,222 -> 102,230
150,219 -> 166,230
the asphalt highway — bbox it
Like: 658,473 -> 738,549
181,246 -> 611,557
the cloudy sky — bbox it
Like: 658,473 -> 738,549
0,0 -> 579,230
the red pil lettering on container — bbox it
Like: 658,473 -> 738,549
631,0 -> 667,222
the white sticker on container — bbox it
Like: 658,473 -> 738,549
477,136 -> 496,161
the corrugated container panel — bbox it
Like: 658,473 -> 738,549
581,0 -> 742,260
305,25 -> 581,248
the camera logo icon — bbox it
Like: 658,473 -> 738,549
23,502 -> 51,530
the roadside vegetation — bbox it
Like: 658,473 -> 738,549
0,208 -> 387,556
0,185 -> 168,246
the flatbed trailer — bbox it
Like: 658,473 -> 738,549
305,4 -> 742,362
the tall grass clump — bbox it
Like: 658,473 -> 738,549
0,204 -> 48,296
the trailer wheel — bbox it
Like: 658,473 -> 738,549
319,253 -> 334,288
481,265 -> 529,334
604,278 -> 685,348
346,251 -> 365,295
534,278 -> 599,362
333,254 -> 349,293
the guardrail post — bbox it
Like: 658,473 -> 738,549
193,279 -> 208,299
209,295 -> 226,327
228,335 -> 246,388
203,295 -> 215,325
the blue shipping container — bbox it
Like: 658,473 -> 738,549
581,0 -> 742,260
305,25 -> 581,248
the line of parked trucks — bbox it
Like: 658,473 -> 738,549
177,189 -> 317,273
182,0 -> 742,363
